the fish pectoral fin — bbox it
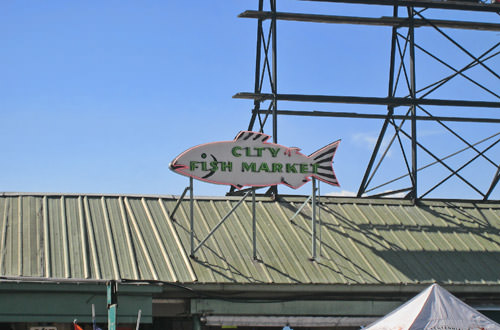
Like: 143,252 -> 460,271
283,176 -> 309,189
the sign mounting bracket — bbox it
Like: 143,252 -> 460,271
188,183 -> 261,259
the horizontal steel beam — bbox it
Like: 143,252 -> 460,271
192,299 -> 402,316
239,11 -> 500,31
301,0 -> 500,12
251,109 -> 500,122
203,315 -> 379,328
234,92 -> 500,108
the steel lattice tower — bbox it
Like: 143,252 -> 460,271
234,0 -> 500,201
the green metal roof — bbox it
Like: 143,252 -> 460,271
1,193 -> 500,287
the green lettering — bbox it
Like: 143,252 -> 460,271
210,161 -> 218,172
300,164 -> 308,173
254,147 -> 264,157
221,162 -> 232,172
286,164 -> 297,173
242,162 -> 257,172
190,161 -> 198,171
258,162 -> 270,172
268,147 -> 280,157
201,162 -> 207,171
272,163 -> 283,173
232,146 -> 242,157
311,163 -> 320,174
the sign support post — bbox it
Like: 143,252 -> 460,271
187,183 -> 260,260
170,185 -> 191,220
318,182 -> 322,259
252,187 -> 257,260
311,178 -> 317,260
189,177 -> 194,257
192,190 -> 252,257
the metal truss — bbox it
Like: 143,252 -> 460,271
235,0 -> 500,201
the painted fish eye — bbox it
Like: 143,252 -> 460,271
201,153 -> 207,159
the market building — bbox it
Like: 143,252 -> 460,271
1,193 -> 500,330
3,0 -> 500,329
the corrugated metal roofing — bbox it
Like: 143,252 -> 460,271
1,193 -> 500,286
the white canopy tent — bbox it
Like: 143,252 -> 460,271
364,284 -> 500,330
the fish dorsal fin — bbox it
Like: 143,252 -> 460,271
284,147 -> 301,156
234,131 -> 270,142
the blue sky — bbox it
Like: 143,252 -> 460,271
1,1 -> 499,199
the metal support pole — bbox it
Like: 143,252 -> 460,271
252,187 -> 257,260
192,190 -> 252,256
135,310 -> 142,330
170,185 -> 191,219
289,194 -> 313,222
107,281 -> 118,330
271,0 -> 278,197
485,167 -> 500,200
408,6 -> 418,201
192,315 -> 201,330
92,304 -> 96,330
248,0 -> 264,131
318,182 -> 322,258
189,177 -> 194,257
311,178 -> 317,260
271,0 -> 278,143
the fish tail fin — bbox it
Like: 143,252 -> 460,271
309,140 -> 340,187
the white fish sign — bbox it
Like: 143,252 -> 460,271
169,131 -> 340,189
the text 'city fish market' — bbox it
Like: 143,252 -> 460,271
169,131 -> 340,189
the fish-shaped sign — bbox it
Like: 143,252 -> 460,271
170,131 -> 340,189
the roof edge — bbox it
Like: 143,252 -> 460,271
2,192 -> 500,206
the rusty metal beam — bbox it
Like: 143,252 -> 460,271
251,109 -> 500,123
239,11 -> 500,31
234,92 -> 500,108
301,0 -> 500,13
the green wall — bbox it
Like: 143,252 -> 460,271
0,282 -> 159,324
